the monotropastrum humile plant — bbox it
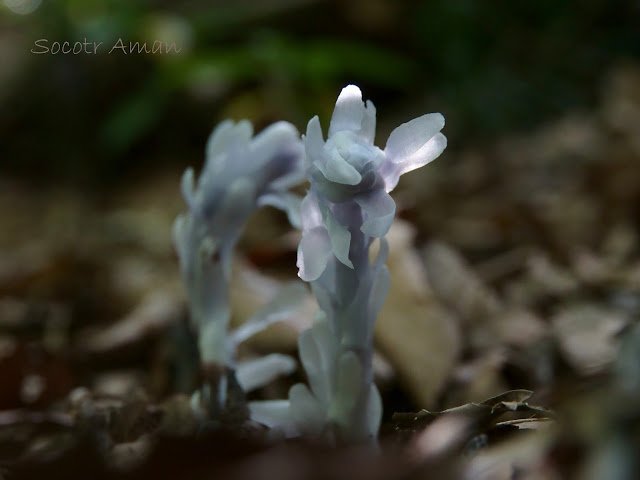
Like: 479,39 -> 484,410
173,120 -> 307,421
174,85 -> 446,441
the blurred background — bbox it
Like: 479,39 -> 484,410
1,0 -> 638,185
2,0 -> 640,475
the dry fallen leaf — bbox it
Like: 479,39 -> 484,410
375,221 -> 461,408
551,304 -> 628,375
423,241 -> 502,324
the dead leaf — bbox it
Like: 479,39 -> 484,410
552,304 -> 627,375
376,221 -> 461,408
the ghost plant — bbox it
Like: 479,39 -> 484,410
173,119 -> 306,420
251,85 -> 447,443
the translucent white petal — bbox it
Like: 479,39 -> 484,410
251,121 -> 301,170
297,226 -> 332,281
369,264 -> 390,320
311,313 -> 338,371
304,115 -> 325,162
354,189 -> 396,238
384,113 -> 444,163
180,167 -> 196,208
360,100 -> 377,144
252,121 -> 298,152
310,269 -> 336,317
329,85 -> 365,138
346,143 -> 375,172
323,208 -> 353,269
236,354 -> 297,392
228,119 -> 254,146
172,214 -> 189,261
372,237 -> 389,270
310,314 -> 338,403
299,326 -> 331,407
301,191 -> 323,230
257,191 -> 302,229
317,148 -> 362,185
382,132 -> 447,192
198,313 -> 230,365
213,177 -> 256,246
310,168 -> 353,203
298,329 -> 322,381
205,120 -> 252,171
329,351 -> 363,421
289,383 -> 326,436
248,400 -> 299,437
398,131 -> 448,175
366,384 -> 383,437
205,119 -> 235,159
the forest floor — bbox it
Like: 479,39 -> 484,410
1,62 -> 639,479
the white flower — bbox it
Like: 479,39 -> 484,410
284,85 -> 447,443
297,85 -> 447,281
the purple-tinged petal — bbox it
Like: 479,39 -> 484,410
329,85 -> 365,138
297,226 -> 332,281
354,189 -> 396,238
381,132 -> 447,192
384,113 -> 444,163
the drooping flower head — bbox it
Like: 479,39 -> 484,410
173,119 -> 306,419
173,120 -> 305,367
176,120 -> 305,264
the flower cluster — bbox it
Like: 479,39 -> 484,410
174,86 -> 447,439
297,85 -> 447,282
